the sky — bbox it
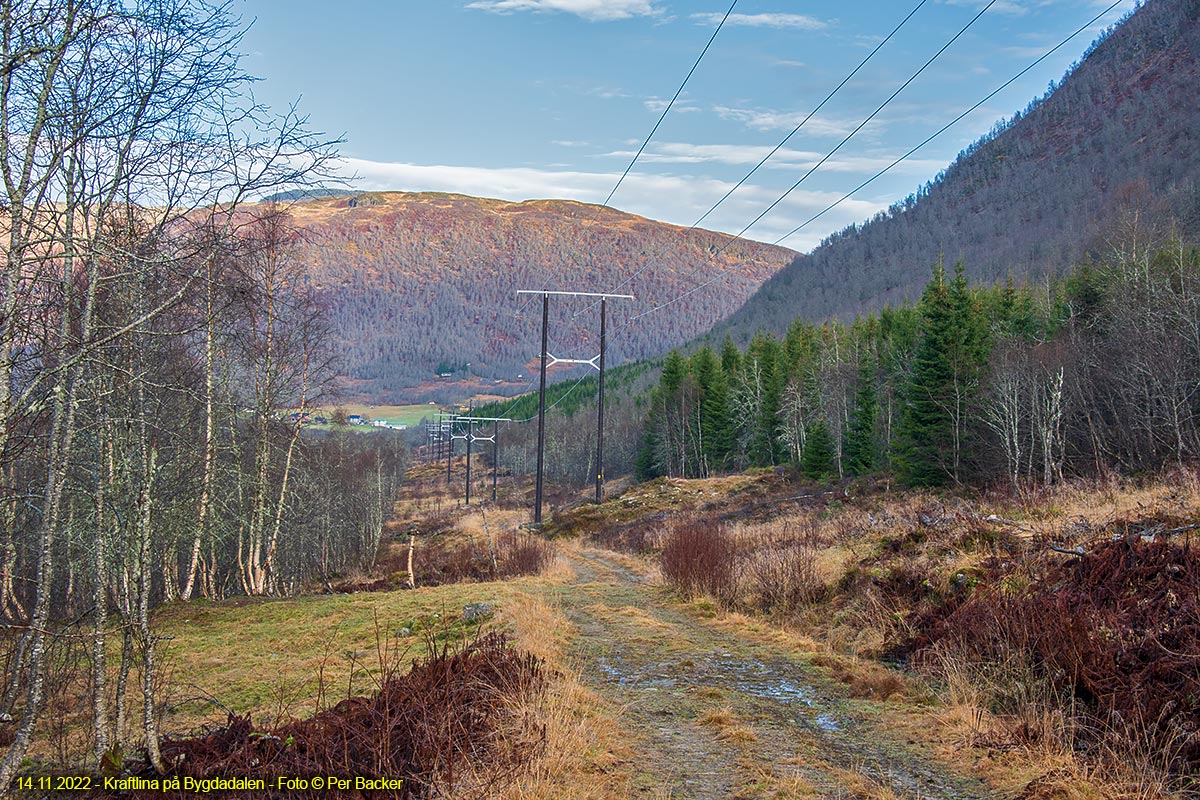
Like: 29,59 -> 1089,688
238,0 -> 1138,254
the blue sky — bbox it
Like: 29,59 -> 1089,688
239,0 -> 1137,253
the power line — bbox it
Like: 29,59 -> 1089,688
578,0 -> 932,313
589,0 -> 994,335
512,0 -> 739,321
618,0 -> 1126,328
707,0 -> 997,258
771,0 -> 1127,246
602,0 -> 739,212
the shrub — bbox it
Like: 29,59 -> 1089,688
590,518 -> 659,554
415,534 -> 554,587
743,540 -> 821,613
91,633 -> 546,799
660,519 -> 738,604
495,532 -> 554,579
922,537 -> 1200,775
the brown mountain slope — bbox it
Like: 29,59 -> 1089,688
280,191 -> 797,402
715,0 -> 1200,343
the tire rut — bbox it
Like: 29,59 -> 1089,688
553,547 -> 998,799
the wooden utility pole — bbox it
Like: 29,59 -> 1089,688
492,420 -> 500,502
535,292 -> 549,523
464,415 -> 474,505
596,297 -> 607,504
449,415 -> 511,505
516,290 -> 633,523
445,413 -> 455,485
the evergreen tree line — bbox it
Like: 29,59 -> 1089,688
639,241 -> 1200,487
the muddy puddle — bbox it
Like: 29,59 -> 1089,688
562,548 -> 997,799
593,650 -> 849,735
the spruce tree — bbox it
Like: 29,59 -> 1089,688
720,335 -> 742,376
897,259 -> 988,485
692,347 -> 732,472
802,420 -> 836,480
897,260 -> 957,486
635,404 -> 662,481
747,335 -> 786,466
947,260 -> 990,480
661,350 -> 686,398
844,344 -> 879,476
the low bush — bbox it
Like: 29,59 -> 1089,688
495,532 -> 554,579
88,632 -> 546,799
660,519 -> 738,604
743,541 -> 821,613
590,518 -> 660,554
922,536 -> 1200,777
416,533 -> 554,587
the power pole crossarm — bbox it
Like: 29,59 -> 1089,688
515,289 -> 633,523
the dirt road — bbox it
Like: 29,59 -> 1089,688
549,546 -> 997,799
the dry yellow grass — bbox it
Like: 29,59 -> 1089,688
826,765 -> 905,800
582,545 -> 659,581
618,470 -> 1200,800
695,706 -> 736,728
716,725 -> 759,744
706,610 -> 821,652
728,753 -> 822,799
694,705 -> 758,745
493,594 -> 638,799
581,603 -> 672,631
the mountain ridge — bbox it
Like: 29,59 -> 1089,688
712,0 -> 1200,342
275,191 -> 798,402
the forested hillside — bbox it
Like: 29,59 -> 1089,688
279,192 -> 797,402
642,241 -> 1200,488
717,0 -> 1200,341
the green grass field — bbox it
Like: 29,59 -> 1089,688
300,403 -> 438,430
335,403 -> 436,427
153,578 -> 529,730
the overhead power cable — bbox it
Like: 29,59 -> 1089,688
492,1 -> 739,422
771,0 -> 1126,245
512,0 -> 739,320
601,0 -> 739,212
617,0 -> 1125,328
578,0 -> 931,314
705,0 -> 997,261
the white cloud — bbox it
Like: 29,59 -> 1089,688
600,141 -> 945,175
643,96 -> 701,113
944,0 -> 1136,18
691,12 -> 830,30
940,0 -> 1030,15
466,0 -> 660,21
713,105 -> 864,138
1002,44 -> 1056,58
586,85 -> 631,99
330,157 -> 885,252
